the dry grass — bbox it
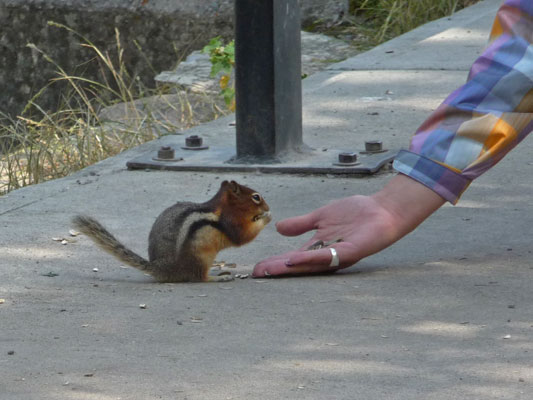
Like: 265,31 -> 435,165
309,0 -> 481,49
0,23 -> 224,195
354,0 -> 481,42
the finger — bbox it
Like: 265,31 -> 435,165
275,213 -> 318,237
252,251 -> 300,277
252,257 -> 337,277
252,258 -> 292,277
286,248 -> 334,267
252,248 -> 334,277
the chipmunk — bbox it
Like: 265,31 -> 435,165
72,180 -> 271,283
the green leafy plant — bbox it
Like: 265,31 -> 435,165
202,36 -> 235,111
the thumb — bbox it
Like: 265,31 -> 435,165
276,212 -> 318,237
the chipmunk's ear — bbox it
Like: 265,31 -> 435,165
221,180 -> 241,196
228,180 -> 241,195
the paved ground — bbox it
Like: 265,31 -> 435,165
2,1 -> 532,399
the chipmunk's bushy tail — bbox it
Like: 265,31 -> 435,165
72,215 -> 152,272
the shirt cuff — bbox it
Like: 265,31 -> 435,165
392,150 -> 472,205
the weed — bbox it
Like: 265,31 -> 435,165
202,36 -> 236,111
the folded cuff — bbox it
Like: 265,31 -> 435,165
393,150 -> 472,205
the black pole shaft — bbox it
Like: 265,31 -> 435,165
234,0 -> 303,162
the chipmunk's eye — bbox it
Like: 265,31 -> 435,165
251,193 -> 262,204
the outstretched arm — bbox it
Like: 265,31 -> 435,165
253,174 -> 445,277
254,1 -> 533,277
395,1 -> 533,204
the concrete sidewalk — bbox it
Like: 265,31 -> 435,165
2,0 -> 532,399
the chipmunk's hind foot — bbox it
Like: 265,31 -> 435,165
207,274 -> 234,282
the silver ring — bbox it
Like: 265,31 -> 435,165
328,248 -> 339,268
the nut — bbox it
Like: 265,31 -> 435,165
181,135 -> 209,150
157,146 -> 175,160
185,135 -> 203,148
364,140 -> 383,153
338,152 -> 358,164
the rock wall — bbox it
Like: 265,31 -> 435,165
0,0 -> 348,117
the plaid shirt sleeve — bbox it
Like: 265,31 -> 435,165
393,0 -> 533,204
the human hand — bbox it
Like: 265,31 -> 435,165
253,174 -> 445,277
252,195 -> 399,276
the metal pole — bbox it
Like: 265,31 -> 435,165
234,0 -> 303,163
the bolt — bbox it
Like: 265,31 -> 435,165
337,152 -> 358,164
364,140 -> 383,153
185,135 -> 203,148
157,146 -> 175,160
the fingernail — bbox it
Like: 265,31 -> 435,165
285,260 -> 294,266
